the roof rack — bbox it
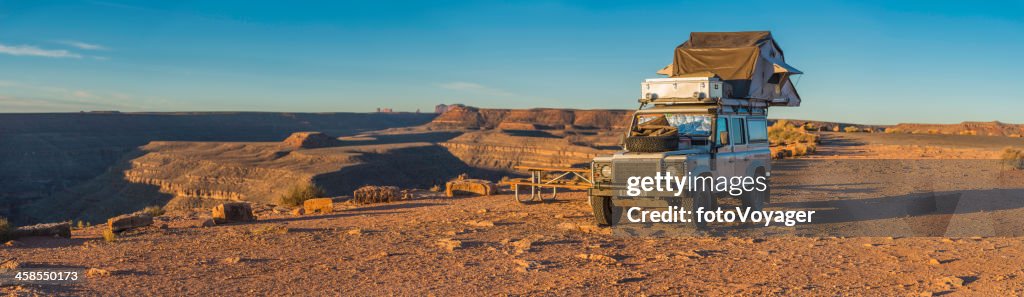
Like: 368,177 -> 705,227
639,97 -> 769,108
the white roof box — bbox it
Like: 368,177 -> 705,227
641,77 -> 723,101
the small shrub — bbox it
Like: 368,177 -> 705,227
792,143 -> 813,156
792,144 -> 807,156
352,185 -> 400,204
76,220 -> 85,230
1002,147 -> 1024,170
429,185 -> 441,192
0,217 -> 10,242
102,228 -> 116,243
844,126 -> 860,133
142,205 -> 165,217
769,121 -> 818,146
278,183 -> 326,207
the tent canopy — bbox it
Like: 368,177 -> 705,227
659,31 -> 802,106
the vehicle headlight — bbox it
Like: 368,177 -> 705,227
599,164 -> 613,178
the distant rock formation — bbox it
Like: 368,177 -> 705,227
888,121 -> 1024,137
439,131 -> 610,169
496,122 -> 539,131
428,105 -> 632,130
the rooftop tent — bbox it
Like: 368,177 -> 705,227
658,31 -> 802,107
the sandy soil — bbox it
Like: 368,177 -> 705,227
2,131 -> 1023,296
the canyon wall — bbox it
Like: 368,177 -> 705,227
0,112 -> 436,224
427,105 -> 633,130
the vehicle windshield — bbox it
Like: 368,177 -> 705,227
635,113 -> 712,136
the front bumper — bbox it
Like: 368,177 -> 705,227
588,182 -> 691,198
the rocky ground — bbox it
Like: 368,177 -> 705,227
2,189 -> 1023,296
1,129 -> 1023,296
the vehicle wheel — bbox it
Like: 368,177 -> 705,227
591,196 -> 613,226
624,135 -> 679,152
742,173 -> 768,212
679,188 -> 713,230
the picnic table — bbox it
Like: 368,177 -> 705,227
501,166 -> 594,203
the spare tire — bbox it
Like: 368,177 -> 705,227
625,135 -> 679,152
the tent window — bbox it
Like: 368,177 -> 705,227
767,73 -> 782,84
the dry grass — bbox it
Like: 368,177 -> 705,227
768,120 -> 818,146
1003,147 -> 1024,170
792,143 -> 816,156
102,228 -> 116,243
278,183 -> 326,207
769,121 -> 819,159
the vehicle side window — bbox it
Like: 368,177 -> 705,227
732,118 -> 746,145
748,119 -> 768,142
716,118 -> 729,146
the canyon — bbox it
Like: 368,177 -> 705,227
1,108 -> 1020,226
0,108 -> 625,225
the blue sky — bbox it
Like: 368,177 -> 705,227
0,0 -> 1021,124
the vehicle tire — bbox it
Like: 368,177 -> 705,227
742,189 -> 765,212
677,188 -> 713,230
742,170 -> 768,211
591,196 -> 613,226
624,135 -> 679,152
694,173 -> 718,212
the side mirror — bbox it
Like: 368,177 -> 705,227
718,131 -> 729,146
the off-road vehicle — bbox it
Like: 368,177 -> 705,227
588,31 -> 803,227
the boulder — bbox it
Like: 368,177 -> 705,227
303,198 -> 334,214
194,217 -> 216,228
212,202 -> 256,223
446,179 -> 497,197
12,222 -> 71,238
107,213 -> 154,233
353,186 -> 400,204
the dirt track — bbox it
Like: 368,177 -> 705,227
2,132 -> 1023,296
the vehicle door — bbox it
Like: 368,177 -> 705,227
730,117 -> 754,176
713,116 -> 736,180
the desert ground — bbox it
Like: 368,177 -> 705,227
2,127 -> 1023,296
